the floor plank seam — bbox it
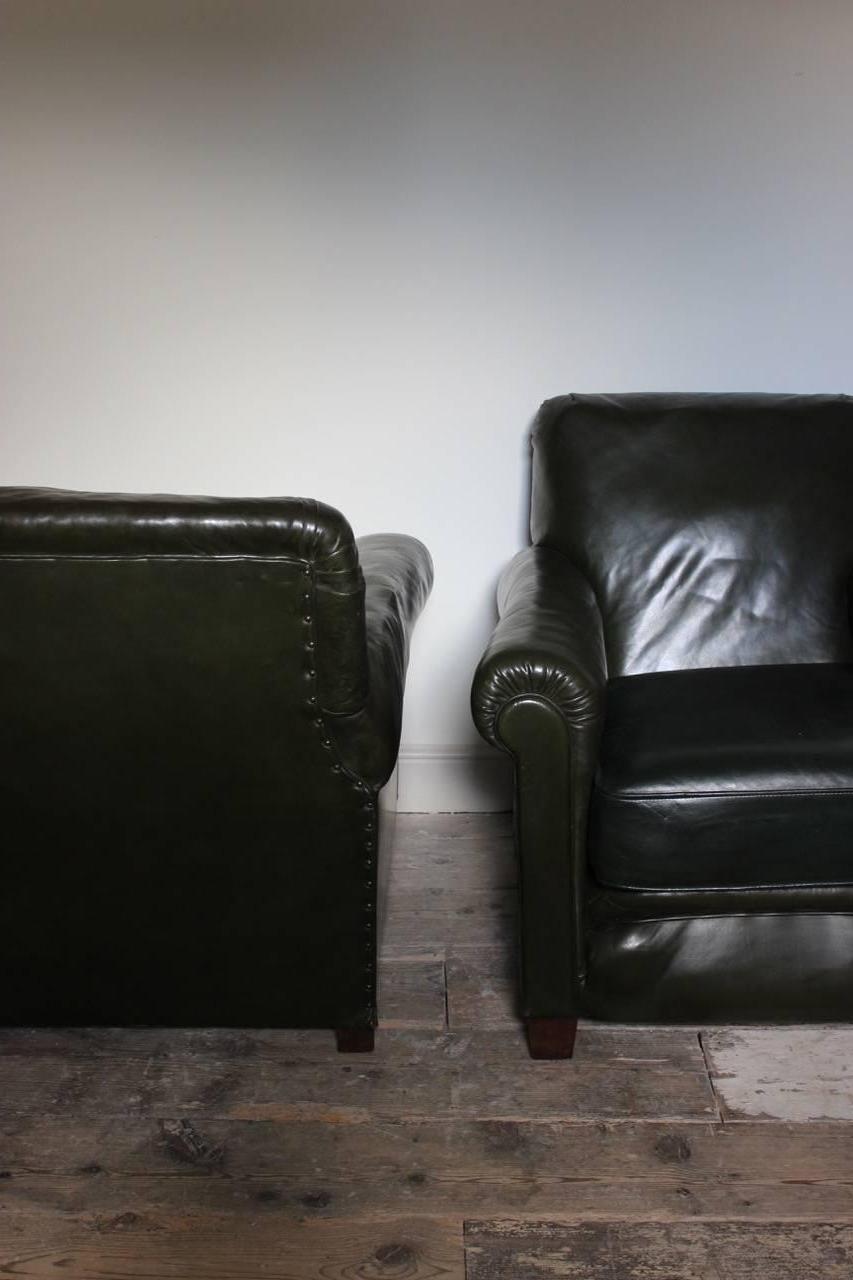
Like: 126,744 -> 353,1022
697,1030 -> 725,1125
462,1216 -> 472,1280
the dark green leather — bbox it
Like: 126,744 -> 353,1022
0,488 -> 432,1031
330,535 -> 433,788
583,914 -> 853,1022
592,663 -> 853,891
473,547 -> 606,1016
531,392 -> 853,674
472,392 -> 853,1026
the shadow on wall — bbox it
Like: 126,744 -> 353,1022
518,417 -> 535,550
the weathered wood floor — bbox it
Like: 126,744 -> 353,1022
2,814 -> 853,1278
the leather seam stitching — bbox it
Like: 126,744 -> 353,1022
0,554 -> 307,564
597,785 -> 853,801
591,911 -> 853,926
594,879 -> 853,893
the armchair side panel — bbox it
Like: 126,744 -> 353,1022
0,490 -> 433,1036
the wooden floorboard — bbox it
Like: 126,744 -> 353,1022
702,1028 -> 853,1122
465,1220 -> 853,1278
446,944 -> 517,1028
379,958 -> 448,1031
0,1216 -> 466,1279
0,1031 -> 716,1122
6,1116 -> 853,1184
2,813 -> 853,1278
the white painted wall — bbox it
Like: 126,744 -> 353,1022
2,1 -> 852,809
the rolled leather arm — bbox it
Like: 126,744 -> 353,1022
472,546 -> 607,747
472,546 -> 607,1018
328,534 -> 433,788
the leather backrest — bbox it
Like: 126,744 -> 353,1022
0,488 -> 368,712
531,393 -> 853,676
0,488 -> 374,1026
0,487 -> 374,857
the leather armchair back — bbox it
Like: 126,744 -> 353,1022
531,393 -> 853,676
0,490 -> 379,1027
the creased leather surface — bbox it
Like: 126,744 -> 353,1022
0,488 -> 431,1030
471,545 -> 607,747
584,914 -> 853,1022
591,663 -> 853,890
532,393 -> 853,676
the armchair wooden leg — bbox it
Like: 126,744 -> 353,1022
526,1017 -> 577,1060
335,1027 -> 375,1053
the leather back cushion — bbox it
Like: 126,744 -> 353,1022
531,393 -> 853,676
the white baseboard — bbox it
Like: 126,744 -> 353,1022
396,744 -> 513,813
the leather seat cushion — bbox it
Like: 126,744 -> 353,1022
589,663 -> 853,891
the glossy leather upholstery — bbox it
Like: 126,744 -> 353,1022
530,392 -> 853,674
472,393 -> 853,1036
0,489 -> 432,1034
591,663 -> 853,891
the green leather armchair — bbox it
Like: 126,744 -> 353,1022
472,393 -> 853,1058
0,489 -> 432,1051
